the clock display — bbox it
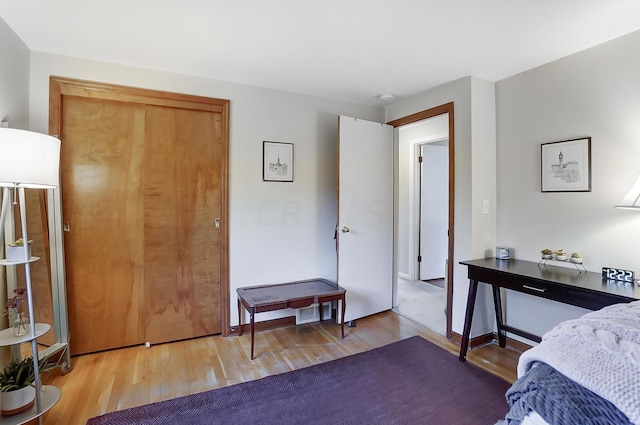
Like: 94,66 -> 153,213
601,267 -> 635,283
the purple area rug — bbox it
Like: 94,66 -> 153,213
87,336 -> 510,425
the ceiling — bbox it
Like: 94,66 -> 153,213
2,1 -> 640,106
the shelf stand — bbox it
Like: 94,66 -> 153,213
0,188 -> 56,424
0,127 -> 63,424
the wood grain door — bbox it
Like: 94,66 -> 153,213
49,77 -> 229,355
142,105 -> 222,343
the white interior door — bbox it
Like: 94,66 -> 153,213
419,143 -> 449,280
337,116 -> 393,323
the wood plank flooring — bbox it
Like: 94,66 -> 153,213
37,311 -> 522,424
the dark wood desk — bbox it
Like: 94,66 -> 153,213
458,258 -> 640,362
237,278 -> 346,359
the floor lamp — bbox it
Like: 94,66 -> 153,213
615,171 -> 640,210
0,128 -> 60,419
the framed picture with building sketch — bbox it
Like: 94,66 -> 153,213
541,137 -> 591,192
263,141 -> 294,182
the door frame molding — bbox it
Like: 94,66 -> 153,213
387,102 -> 454,338
48,76 -> 231,338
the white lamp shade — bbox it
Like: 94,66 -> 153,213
0,128 -> 61,189
615,172 -> 640,210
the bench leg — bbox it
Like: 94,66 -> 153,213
237,299 -> 243,336
341,296 -> 346,338
250,309 -> 255,360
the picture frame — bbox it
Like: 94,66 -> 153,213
541,137 -> 591,192
263,141 -> 294,182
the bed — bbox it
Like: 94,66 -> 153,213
497,300 -> 640,425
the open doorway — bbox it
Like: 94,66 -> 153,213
391,110 -> 452,337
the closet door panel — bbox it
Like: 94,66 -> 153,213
142,106 -> 222,343
61,97 -> 146,354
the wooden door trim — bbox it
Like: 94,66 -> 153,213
387,102 -> 455,339
50,77 -> 225,112
49,76 -> 231,338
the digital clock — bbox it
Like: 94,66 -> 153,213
601,267 -> 635,283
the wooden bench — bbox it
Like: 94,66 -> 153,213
237,278 -> 346,359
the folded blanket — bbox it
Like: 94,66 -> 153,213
497,362 -> 631,425
518,300 -> 640,425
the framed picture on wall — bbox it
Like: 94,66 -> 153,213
541,137 -> 591,192
263,141 -> 294,182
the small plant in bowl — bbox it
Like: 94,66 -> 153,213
5,239 -> 33,263
7,238 -> 32,248
0,355 -> 58,416
570,252 -> 583,264
554,249 -> 567,261
541,249 -> 553,259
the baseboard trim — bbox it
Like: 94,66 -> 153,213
230,306 -> 340,336
503,336 -> 533,352
450,331 -> 493,348
451,331 -> 532,351
229,316 -> 296,335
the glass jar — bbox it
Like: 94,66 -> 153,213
12,312 -> 29,337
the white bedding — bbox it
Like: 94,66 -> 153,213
520,411 -> 548,425
517,300 -> 640,425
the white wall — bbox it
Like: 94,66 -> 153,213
0,18 -> 30,362
0,18 -> 29,129
386,76 -> 497,337
496,29 -> 640,338
25,52 -> 384,327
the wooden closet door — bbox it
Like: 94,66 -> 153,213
52,77 -> 229,355
142,105 -> 222,343
61,97 -> 146,354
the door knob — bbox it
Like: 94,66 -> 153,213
340,226 -> 350,233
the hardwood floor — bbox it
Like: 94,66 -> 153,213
38,311 -> 522,424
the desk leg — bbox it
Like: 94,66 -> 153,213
238,299 -> 243,336
459,279 -> 478,362
340,295 -> 346,338
250,308 -> 255,360
492,286 -> 507,347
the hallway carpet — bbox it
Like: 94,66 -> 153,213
396,278 -> 447,335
